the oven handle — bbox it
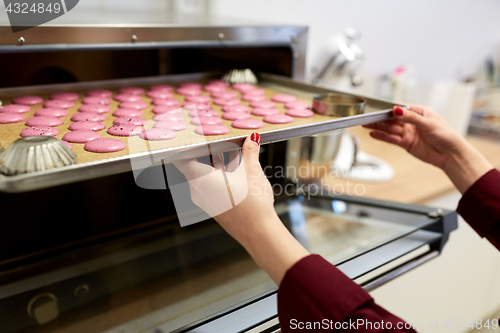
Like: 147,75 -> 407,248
360,250 -> 439,292
243,251 -> 441,333
177,230 -> 443,333
243,251 -> 441,332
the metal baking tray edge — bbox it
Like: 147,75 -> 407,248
0,73 -> 394,193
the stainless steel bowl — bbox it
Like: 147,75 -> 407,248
312,93 -> 366,117
286,130 -> 343,181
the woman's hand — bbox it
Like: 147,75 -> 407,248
364,104 -> 465,169
174,133 -> 309,285
363,105 -> 493,193
173,133 -> 276,241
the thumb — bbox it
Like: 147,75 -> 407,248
393,105 -> 433,131
241,132 -> 262,175
173,158 -> 211,180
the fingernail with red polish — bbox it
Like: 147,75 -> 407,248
250,132 -> 261,145
394,106 -> 404,116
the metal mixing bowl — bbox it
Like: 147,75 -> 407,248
285,130 -> 343,182
0,136 -> 77,175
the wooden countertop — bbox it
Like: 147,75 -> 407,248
321,126 -> 500,204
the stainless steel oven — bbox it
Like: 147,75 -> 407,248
0,18 -> 457,333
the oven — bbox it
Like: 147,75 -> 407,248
0,20 -> 457,333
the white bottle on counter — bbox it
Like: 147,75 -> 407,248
390,65 -> 417,103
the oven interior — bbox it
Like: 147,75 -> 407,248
0,47 -> 293,89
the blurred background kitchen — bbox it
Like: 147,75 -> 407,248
2,1 -> 500,332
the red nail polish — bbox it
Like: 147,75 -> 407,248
394,106 -> 404,116
250,132 -> 261,145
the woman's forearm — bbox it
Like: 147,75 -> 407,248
236,215 -> 310,285
442,142 -> 493,194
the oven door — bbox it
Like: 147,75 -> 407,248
0,184 -> 455,333
171,194 -> 457,333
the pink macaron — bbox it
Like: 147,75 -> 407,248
63,130 -> 101,143
119,101 -> 149,110
87,89 -> 113,97
119,87 -> 144,95
26,116 -> 63,127
78,104 -> 111,114
176,87 -> 201,96
152,113 -> 185,122
194,124 -> 229,136
0,104 -> 31,113
250,100 -> 276,109
213,98 -> 241,106
152,98 -> 180,107
114,94 -> 143,102
221,112 -> 251,121
34,108 -> 68,117
153,121 -> 188,131
251,108 -> 280,116
13,95 -> 43,105
112,109 -> 143,117
242,94 -> 266,102
152,105 -> 182,114
0,113 -> 25,123
71,112 -> 106,122
44,100 -> 75,109
190,116 -> 223,126
113,117 -> 148,126
185,95 -> 211,103
50,92 -> 79,101
21,126 -> 59,137
146,90 -> 173,99
285,108 -> 315,118
82,97 -> 112,105
284,101 -> 310,109
139,128 -> 177,140
68,121 -> 106,131
149,84 -> 174,92
232,83 -> 255,92
221,105 -> 250,113
271,94 -> 297,103
84,138 -> 126,153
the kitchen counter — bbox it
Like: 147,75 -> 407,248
322,126 -> 500,204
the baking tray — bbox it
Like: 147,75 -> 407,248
0,72 -> 394,193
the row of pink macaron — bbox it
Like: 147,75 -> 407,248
0,95 -> 313,127
2,91 -> 135,144
4,79 -> 303,107
5,80 -> 242,108
1,94 -> 311,115
65,85 -> 195,141
5,82 -> 198,106
96,91 -> 314,129
144,89 -> 316,130
2,81 -> 311,116
0,87 -> 154,126
173,82 -> 315,121
3,83 -> 314,142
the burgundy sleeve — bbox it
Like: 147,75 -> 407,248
278,255 -> 416,332
456,169 -> 500,251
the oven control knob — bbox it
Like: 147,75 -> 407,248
27,293 -> 58,324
